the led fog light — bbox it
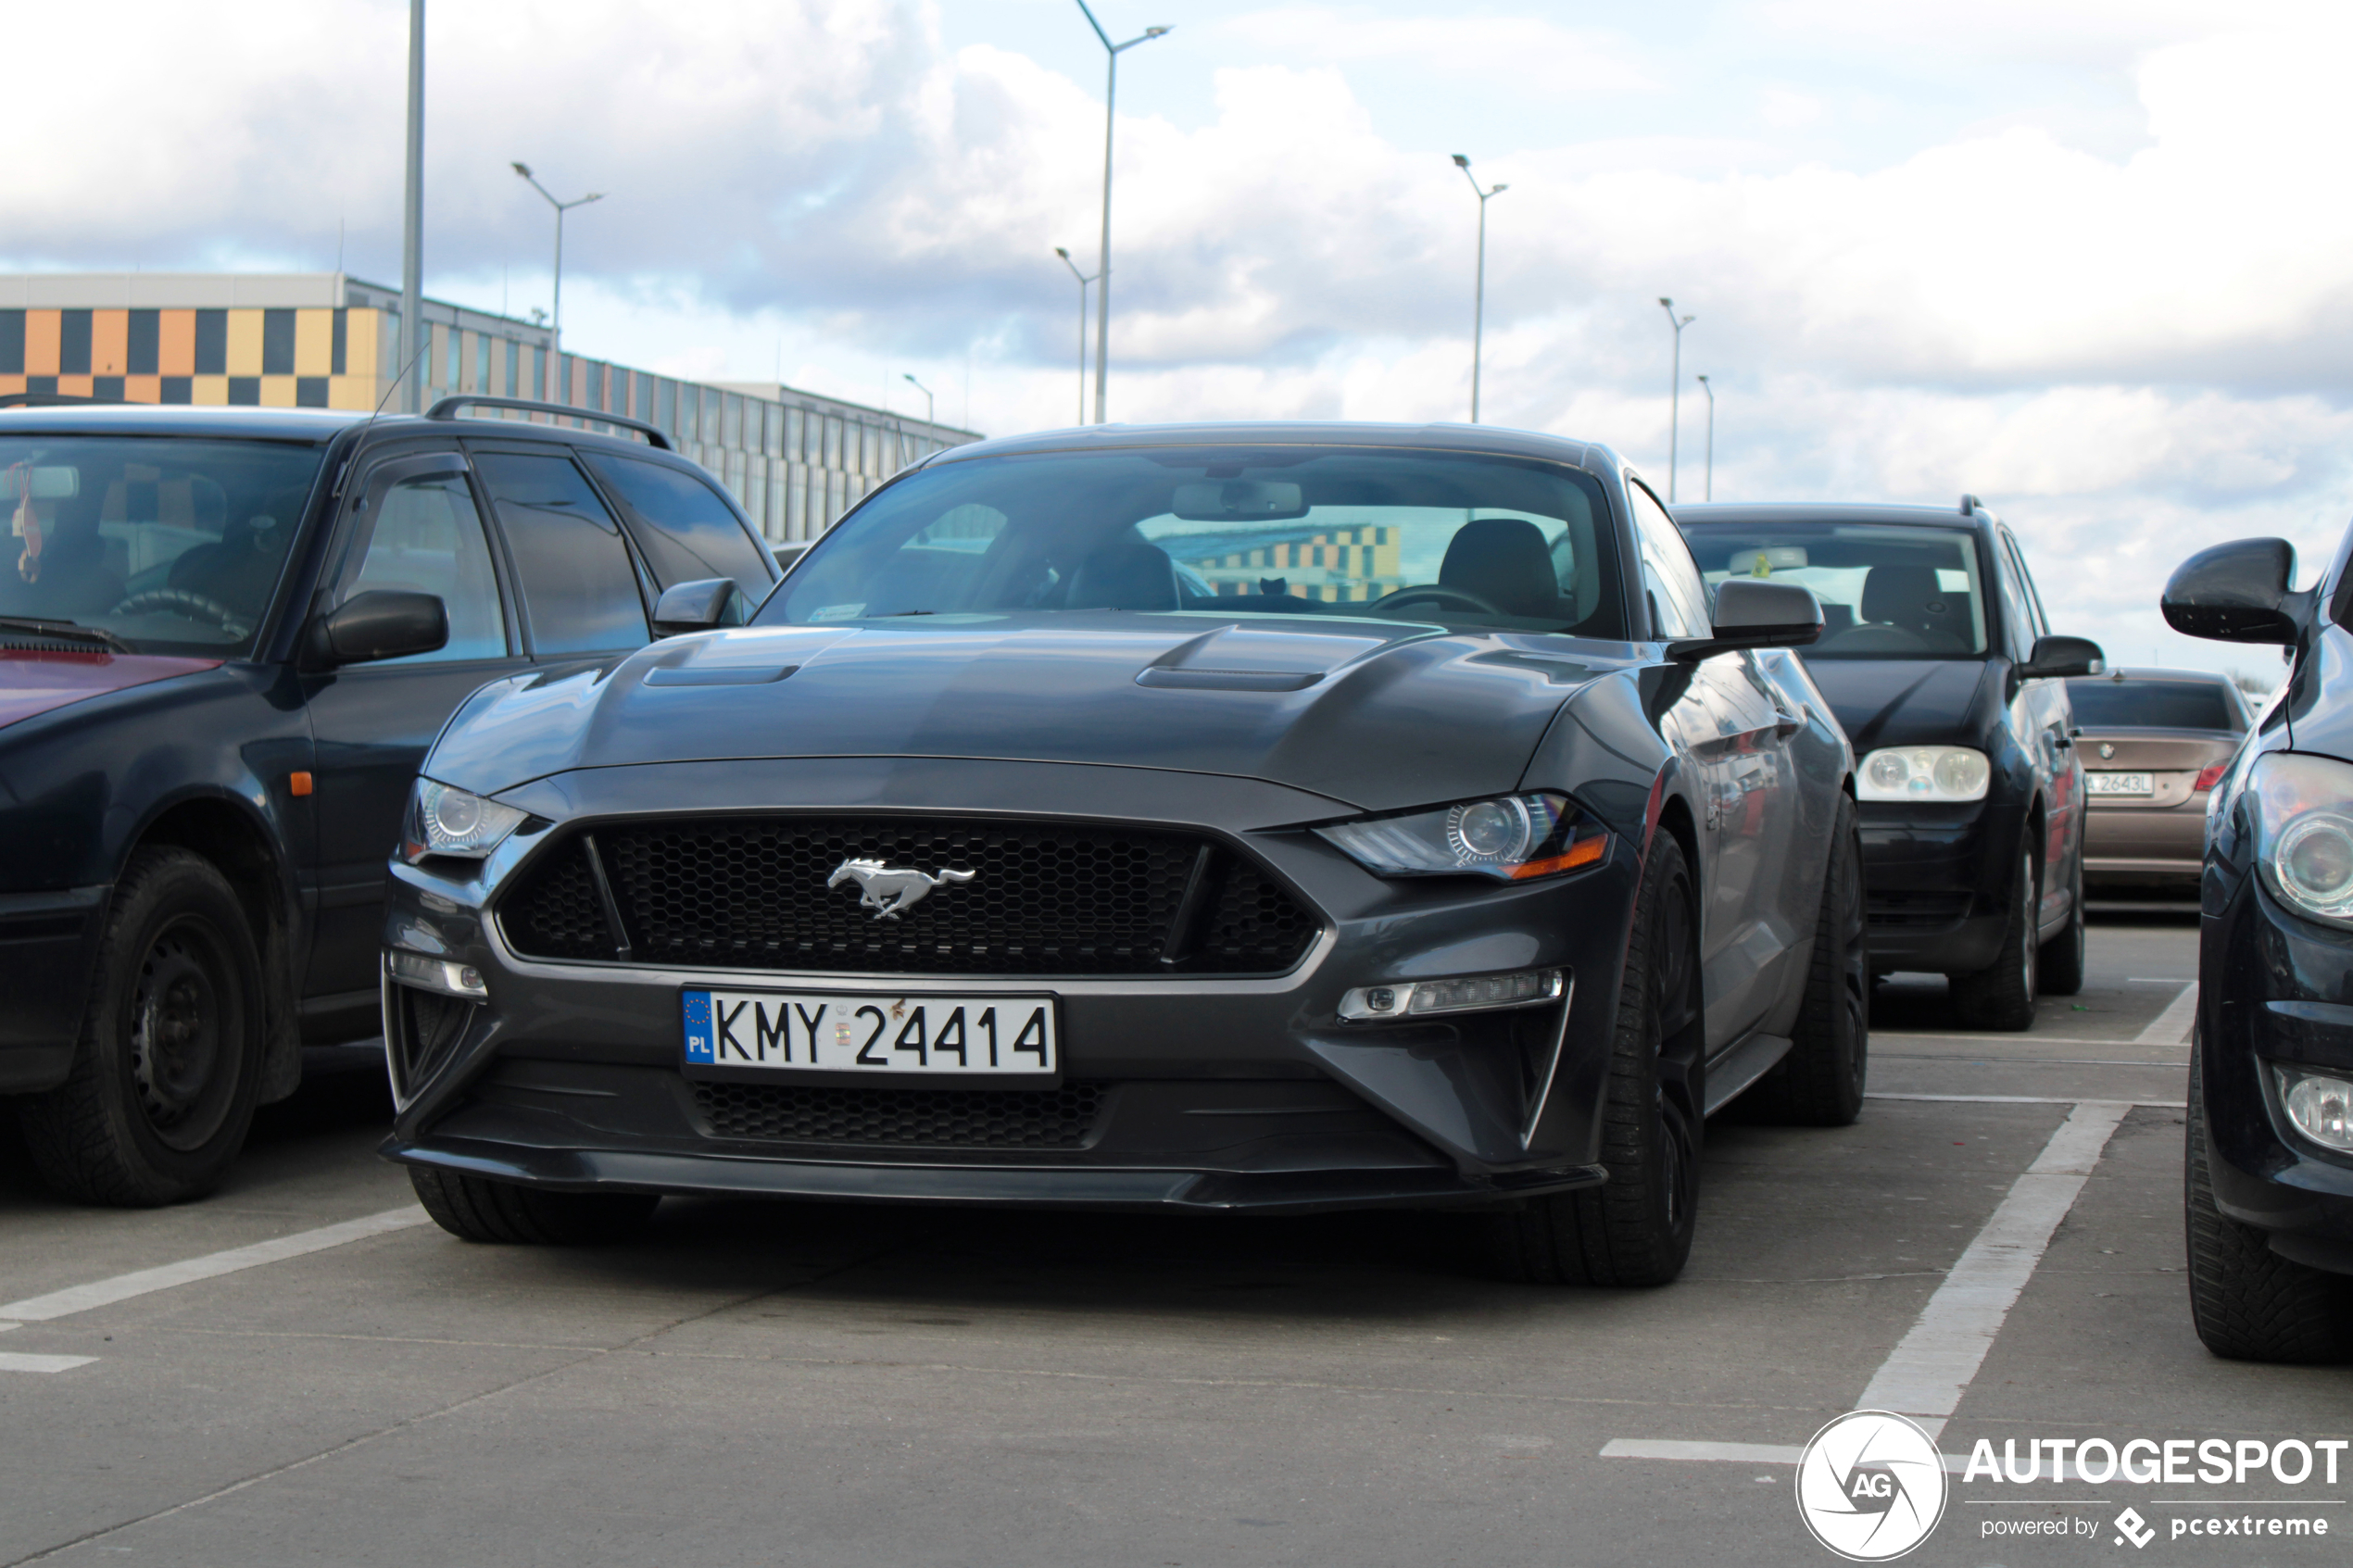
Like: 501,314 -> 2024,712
2274,1066 -> 2353,1152
1339,968 -> 1563,1022
385,948 -> 489,1000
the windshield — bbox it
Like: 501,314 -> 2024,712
761,446 -> 1626,637
1681,521 -> 1989,658
1,436 -> 325,656
2067,677 -> 2244,732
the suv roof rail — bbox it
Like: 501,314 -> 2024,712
1958,492 -> 1982,514
422,395 -> 673,451
0,392 -> 126,409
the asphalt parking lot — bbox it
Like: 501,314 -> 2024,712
3,913 -> 2346,1567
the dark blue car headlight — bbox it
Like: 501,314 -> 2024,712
2247,752 -> 2353,924
400,778 -> 529,866
1315,791 -> 1609,881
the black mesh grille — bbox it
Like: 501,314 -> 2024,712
500,816 -> 1317,976
692,1079 -> 1107,1148
500,839 -> 615,960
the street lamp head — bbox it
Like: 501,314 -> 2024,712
1658,295 -> 1673,308
1452,153 -> 1471,169
1491,183 -> 1509,194
511,161 -> 533,179
904,373 -> 919,385
1055,246 -> 1070,260
1145,25 -> 1169,36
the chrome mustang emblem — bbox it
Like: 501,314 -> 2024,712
827,858 -> 976,921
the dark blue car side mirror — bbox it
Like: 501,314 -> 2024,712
652,577 -> 747,638
2163,538 -> 2305,644
1668,578 -> 1825,662
307,589 -> 448,667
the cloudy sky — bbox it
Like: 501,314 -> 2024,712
8,0 -> 2347,676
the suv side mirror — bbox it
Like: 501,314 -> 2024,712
308,590 -> 447,666
2017,633 -> 2105,680
652,577 -> 745,637
2162,538 -> 2302,644
1668,579 -> 1824,661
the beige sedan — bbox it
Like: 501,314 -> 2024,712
2066,668 -> 2254,896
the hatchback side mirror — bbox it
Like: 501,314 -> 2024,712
652,577 -> 746,637
2017,633 -> 2105,680
2162,537 -> 2303,644
307,590 -> 448,666
1669,579 -> 1825,661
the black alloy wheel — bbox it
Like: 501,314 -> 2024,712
2039,848 -> 2088,997
14,847 -> 265,1206
2183,1033 -> 2353,1363
409,1166 -> 660,1245
1949,850 -> 2039,1031
1489,833 -> 1703,1287
1743,794 -> 1869,1124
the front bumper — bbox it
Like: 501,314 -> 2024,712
2199,864 -> 2353,1275
1857,799 -> 2024,975
377,759 -> 1636,1212
0,884 -> 110,1093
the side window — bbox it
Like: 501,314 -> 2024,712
1627,481 -> 1710,639
1991,533 -> 2038,660
580,452 -> 774,598
473,452 -> 650,657
2005,533 -> 2051,641
341,469 -> 508,663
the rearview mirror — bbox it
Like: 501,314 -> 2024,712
308,590 -> 447,666
0,465 -> 79,501
1170,480 -> 1308,522
652,577 -> 745,637
1667,579 -> 1825,661
2017,634 -> 2104,680
2162,538 -> 2301,644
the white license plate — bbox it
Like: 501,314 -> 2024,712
2087,771 -> 2155,797
682,989 -> 1057,1076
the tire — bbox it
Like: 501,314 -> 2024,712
1948,849 -> 2038,1031
14,847 -> 265,1206
2038,849 -> 2086,997
409,1165 -> 659,1245
1744,795 -> 1868,1125
1489,833 -> 1702,1287
2183,1034 -> 2353,1363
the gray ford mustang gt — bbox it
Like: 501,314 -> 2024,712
378,422 -> 1865,1286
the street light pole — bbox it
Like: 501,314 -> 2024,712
1054,246 -> 1098,426
1074,3 -> 1169,424
903,373 -> 934,425
1452,155 -> 1508,423
512,162 -> 602,405
1695,373 -> 1715,502
1656,297 -> 1693,502
399,0 -> 424,413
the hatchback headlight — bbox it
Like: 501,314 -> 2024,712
1856,746 -> 1991,803
1315,792 -> 1609,881
400,778 -> 528,864
2248,752 -> 2353,925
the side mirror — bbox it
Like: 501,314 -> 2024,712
651,577 -> 746,637
2017,633 -> 2105,680
308,590 -> 447,666
1668,579 -> 1825,661
2162,537 -> 2301,644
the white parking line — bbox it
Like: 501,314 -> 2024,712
0,1350 -> 99,1374
2135,982 -> 2199,1045
1598,1438 -> 1977,1474
0,1206 -> 428,1323
1871,1091 -> 2184,1108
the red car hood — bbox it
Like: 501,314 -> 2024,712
0,649 -> 221,731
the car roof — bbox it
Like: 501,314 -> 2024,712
0,403 -> 366,444
1672,501 -> 1993,530
2066,666 -> 2238,685
927,420 -> 1606,471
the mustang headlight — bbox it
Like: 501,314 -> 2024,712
1856,746 -> 1990,803
400,778 -> 528,864
1315,792 -> 1609,881
2248,752 -> 2353,925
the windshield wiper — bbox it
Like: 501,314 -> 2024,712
0,617 -> 136,654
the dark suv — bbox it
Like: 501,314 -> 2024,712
0,398 -> 778,1204
1676,499 -> 2104,1028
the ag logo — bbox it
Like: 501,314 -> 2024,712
1795,1411 -> 1947,1561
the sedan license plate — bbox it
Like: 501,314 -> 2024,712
2087,771 -> 2155,797
682,988 -> 1056,1077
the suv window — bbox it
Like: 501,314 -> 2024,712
582,453 -> 774,598
474,452 -> 650,657
1627,481 -> 1710,639
341,470 -> 509,662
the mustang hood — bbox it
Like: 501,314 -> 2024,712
432,615 -> 1624,812
0,649 -> 221,733
1799,657 -> 1996,752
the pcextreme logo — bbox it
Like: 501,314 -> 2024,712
1796,1411 -> 1950,1561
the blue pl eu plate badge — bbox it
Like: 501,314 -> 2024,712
683,990 -> 715,1063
